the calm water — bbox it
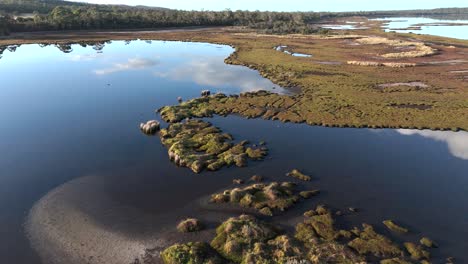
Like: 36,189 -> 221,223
0,41 -> 467,263
374,17 -> 468,39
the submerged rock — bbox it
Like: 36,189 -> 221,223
159,120 -> 268,173
139,120 -> 160,135
383,220 -> 409,234
286,169 -> 312,181
210,182 -> 299,215
160,242 -> 225,264
176,218 -> 204,233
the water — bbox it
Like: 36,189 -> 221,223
373,17 -> 468,40
275,45 -> 312,57
0,40 -> 467,263
321,23 -> 369,30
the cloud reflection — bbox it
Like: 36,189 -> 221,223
94,58 -> 158,75
69,53 -> 103,62
397,129 -> 468,160
154,58 -> 283,93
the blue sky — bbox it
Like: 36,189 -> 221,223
67,0 -> 468,12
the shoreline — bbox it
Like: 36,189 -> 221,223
1,23 -> 466,131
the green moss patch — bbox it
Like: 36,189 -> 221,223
348,224 -> 402,258
159,120 -> 268,173
383,220 -> 409,234
160,242 -> 225,264
210,182 -> 300,215
210,215 -> 278,263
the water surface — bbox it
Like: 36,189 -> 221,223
373,17 -> 468,39
0,40 -> 467,263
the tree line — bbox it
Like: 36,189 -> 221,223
0,5 -> 325,35
1,0 -> 467,36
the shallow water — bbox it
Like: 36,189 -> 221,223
373,17 -> 468,39
0,40 -> 467,263
321,23 -> 369,30
274,45 -> 312,57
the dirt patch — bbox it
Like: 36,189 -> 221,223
389,103 -> 433,110
378,82 -> 429,89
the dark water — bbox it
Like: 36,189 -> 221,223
0,41 -> 467,263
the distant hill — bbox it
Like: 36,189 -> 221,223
0,0 -> 168,14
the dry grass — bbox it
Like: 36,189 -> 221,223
347,61 -> 417,68
356,37 -> 437,58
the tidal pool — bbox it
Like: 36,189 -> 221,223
0,40 -> 467,263
373,17 -> 468,39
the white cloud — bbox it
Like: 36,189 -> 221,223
397,129 -> 468,160
94,58 -> 158,75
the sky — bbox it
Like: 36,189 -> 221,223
66,0 -> 468,12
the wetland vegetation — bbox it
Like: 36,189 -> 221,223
0,1 -> 467,264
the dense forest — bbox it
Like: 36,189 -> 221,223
0,0 -> 467,36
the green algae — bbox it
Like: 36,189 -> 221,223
159,120 -> 268,173
160,242 -> 225,264
210,182 -> 299,215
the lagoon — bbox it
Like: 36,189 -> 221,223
0,40 -> 467,263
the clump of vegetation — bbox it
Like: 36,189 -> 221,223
250,175 -> 263,182
160,242 -> 225,264
210,214 -> 279,263
286,169 -> 311,181
159,120 -> 268,173
210,182 -> 300,215
420,237 -> 437,248
404,242 -> 430,260
383,220 -> 409,233
139,120 -> 160,135
380,258 -> 413,264
299,190 -> 320,199
177,218 -> 204,233
243,235 -> 308,264
348,224 -> 402,258
295,205 -> 341,241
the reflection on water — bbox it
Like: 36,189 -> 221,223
321,24 -> 369,30
373,17 -> 468,39
0,40 -> 285,94
154,57 -> 287,94
0,40 -> 467,263
397,129 -> 468,160
94,58 -> 159,75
